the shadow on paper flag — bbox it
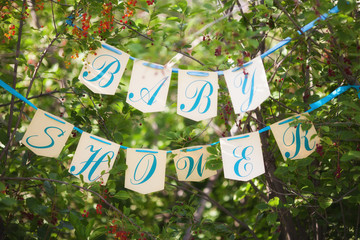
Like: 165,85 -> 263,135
79,43 -> 129,95
271,113 -> 319,160
223,56 -> 270,114
126,60 -> 172,113
172,146 -> 217,182
220,132 -> 265,181
177,70 -> 218,121
22,109 -> 74,158
69,132 -> 120,184
125,149 -> 166,194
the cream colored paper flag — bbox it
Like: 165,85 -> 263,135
220,132 -> 265,181
223,56 -> 270,114
271,113 -> 319,160
22,109 -> 74,158
125,149 -> 167,194
177,70 -> 218,121
172,146 -> 217,182
69,132 -> 120,184
79,43 -> 129,95
126,60 -> 172,113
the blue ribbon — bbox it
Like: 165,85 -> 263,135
44,113 -> 66,124
142,62 -> 164,70
180,146 -> 203,152
90,136 -> 112,145
102,44 -> 122,55
306,85 -> 360,113
0,79 -> 38,110
186,71 -> 210,77
1,79 -> 358,154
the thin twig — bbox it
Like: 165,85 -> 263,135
50,0 -> 57,34
7,0 -> 26,138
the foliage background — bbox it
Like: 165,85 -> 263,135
0,0 -> 360,239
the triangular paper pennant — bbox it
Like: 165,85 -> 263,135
126,60 -> 172,113
177,70 -> 218,121
223,56 -> 270,114
22,109 -> 74,158
79,43 -> 129,95
124,149 -> 167,194
172,146 -> 217,181
270,113 -> 319,160
69,132 -> 120,184
220,132 -> 265,181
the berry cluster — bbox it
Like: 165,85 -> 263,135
21,2 -> 31,20
219,101 -> 234,137
82,209 -> 90,218
214,46 -> 222,57
119,1 -> 138,29
315,144 -> 324,157
96,204 -> 103,215
34,0 -> 45,11
146,0 -> 155,6
81,13 -> 91,38
97,3 -> 115,35
105,223 -> 132,239
334,163 -> 342,179
4,24 -> 15,40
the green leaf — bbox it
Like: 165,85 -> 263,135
206,146 -> 217,155
69,211 -> 86,239
341,151 -> 360,162
0,182 -> 5,192
321,126 -> 330,133
338,0 -> 356,13
0,197 -> 17,207
266,212 -> 278,225
44,181 -> 55,196
256,202 -> 269,211
86,218 -> 96,236
205,159 -> 222,170
26,197 -> 48,216
114,190 -> 130,200
318,197 -> 333,209
268,197 -> 280,207
265,0 -> 273,6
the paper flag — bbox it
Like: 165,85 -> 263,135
220,132 -> 265,181
271,113 -> 319,160
125,149 -> 167,194
223,56 -> 270,114
126,60 -> 172,113
22,109 -> 74,158
79,43 -> 129,95
172,146 -> 217,182
177,70 -> 218,121
69,132 -> 120,184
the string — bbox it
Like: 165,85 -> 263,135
66,6 -> 339,75
1,78 -> 358,153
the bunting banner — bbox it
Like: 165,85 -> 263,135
1,4 -> 358,193
126,60 -> 172,113
79,43 -> 130,95
270,113 -> 319,160
223,56 -> 270,114
69,132 -> 120,184
177,70 -> 218,121
22,108 -> 74,158
220,132 -> 265,181
124,149 -> 167,194
172,146 -> 217,182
